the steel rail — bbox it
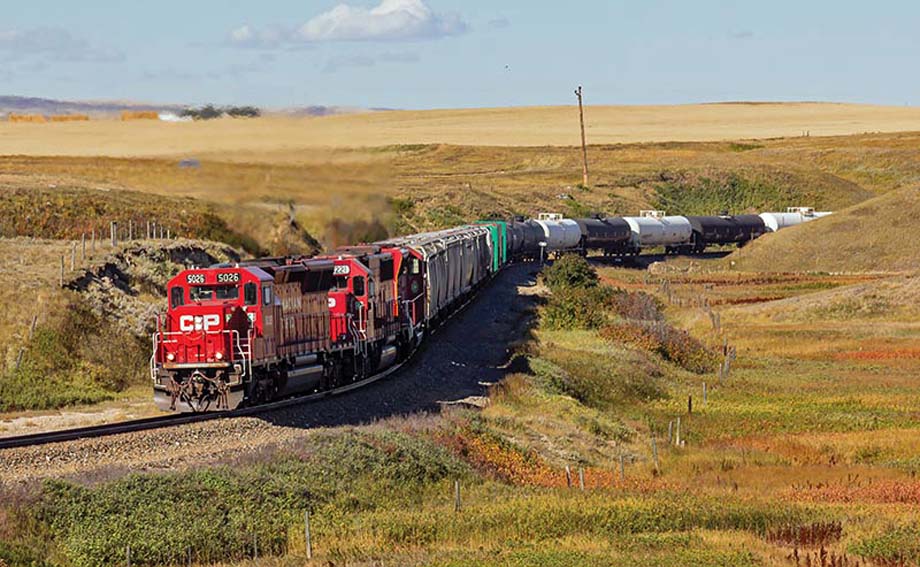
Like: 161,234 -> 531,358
0,265 -> 513,451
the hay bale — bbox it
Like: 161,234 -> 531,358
8,113 -> 47,123
120,110 -> 159,121
50,114 -> 90,122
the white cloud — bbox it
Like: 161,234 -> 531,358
0,27 -> 122,62
228,0 -> 467,48
227,24 -> 293,49
299,0 -> 466,41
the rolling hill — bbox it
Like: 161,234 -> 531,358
727,185 -> 920,273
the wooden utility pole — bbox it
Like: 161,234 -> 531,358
575,85 -> 589,187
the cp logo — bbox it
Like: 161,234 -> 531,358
179,314 -> 220,332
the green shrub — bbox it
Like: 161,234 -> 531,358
654,171 -> 816,215
0,304 -> 148,411
541,255 -> 598,293
540,286 -> 610,330
531,348 -> 665,409
0,540 -> 52,567
33,430 -> 468,567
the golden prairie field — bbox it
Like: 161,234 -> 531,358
1,102 -> 920,157
2,102 -> 920,566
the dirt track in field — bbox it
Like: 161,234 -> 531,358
0,264 -> 540,488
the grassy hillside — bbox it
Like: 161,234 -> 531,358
0,240 -> 239,411
1,103 -> 920,156
727,185 -> 920,272
5,259 -> 920,566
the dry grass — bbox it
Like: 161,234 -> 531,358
0,103 -> 917,156
0,239 -> 72,370
728,186 -> 920,272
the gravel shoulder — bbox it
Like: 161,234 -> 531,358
0,264 -> 540,488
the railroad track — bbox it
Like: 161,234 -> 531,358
0,358 -> 411,451
0,265 -> 509,452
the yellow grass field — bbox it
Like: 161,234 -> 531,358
2,102 -> 920,158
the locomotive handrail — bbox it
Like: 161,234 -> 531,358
152,329 -> 251,382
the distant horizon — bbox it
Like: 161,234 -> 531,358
2,93 -> 917,114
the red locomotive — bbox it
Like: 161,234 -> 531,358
152,224 -> 501,411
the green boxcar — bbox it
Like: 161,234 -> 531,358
475,220 -> 508,272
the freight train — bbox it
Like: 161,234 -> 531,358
152,207 -> 828,412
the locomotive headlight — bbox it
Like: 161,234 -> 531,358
166,352 -> 175,361
215,352 -> 224,361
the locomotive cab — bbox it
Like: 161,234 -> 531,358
153,267 -> 271,411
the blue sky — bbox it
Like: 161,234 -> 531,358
1,0 -> 918,109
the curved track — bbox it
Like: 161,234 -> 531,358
0,360 -> 411,450
0,262 -> 529,451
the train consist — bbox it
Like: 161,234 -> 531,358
548,207 -> 831,257
152,207 -> 828,412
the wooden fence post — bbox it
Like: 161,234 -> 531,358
565,465 -> 572,488
703,382 -> 707,404
675,417 -> 681,447
618,455 -> 625,481
454,479 -> 461,512
81,232 -> 86,261
578,467 -> 585,491
126,545 -> 131,567
59,256 -> 64,287
667,421 -> 673,444
304,510 -> 313,559
651,438 -> 659,472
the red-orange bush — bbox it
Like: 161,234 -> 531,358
600,321 -> 718,374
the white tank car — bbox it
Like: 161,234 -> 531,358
623,210 -> 692,251
759,207 -> 832,232
535,213 -> 581,252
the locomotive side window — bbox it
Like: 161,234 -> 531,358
262,285 -> 272,306
170,287 -> 184,308
353,276 -> 366,296
244,282 -> 257,305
